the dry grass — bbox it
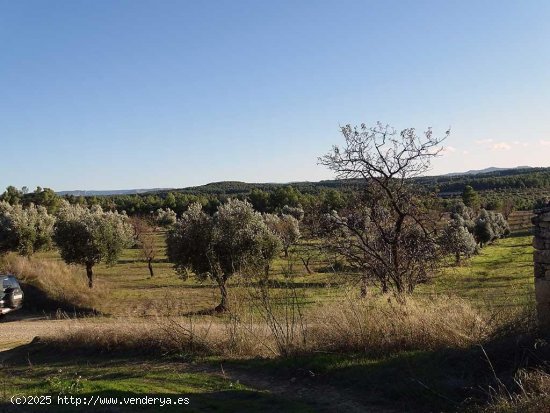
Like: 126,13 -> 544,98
0,253 -> 102,312
477,369 -> 550,413
306,292 -> 490,354
42,292 -> 495,358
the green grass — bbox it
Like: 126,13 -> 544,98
0,348 -> 313,412
32,231 -> 536,315
419,232 -> 535,307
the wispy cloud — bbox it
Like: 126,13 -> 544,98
491,142 -> 512,151
440,146 -> 457,155
475,138 -> 494,145
540,139 -> 550,146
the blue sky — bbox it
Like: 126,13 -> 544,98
1,0 -> 549,191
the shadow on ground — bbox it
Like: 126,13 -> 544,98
1,328 -> 548,413
18,282 -> 100,317
0,344 -> 314,413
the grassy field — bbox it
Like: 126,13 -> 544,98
30,230 -> 536,315
32,232 -> 350,316
421,231 -> 535,307
0,231 -> 542,412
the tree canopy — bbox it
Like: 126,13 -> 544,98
166,200 -> 281,312
53,202 -> 133,288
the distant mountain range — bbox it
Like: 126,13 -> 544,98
56,166 -> 536,196
443,166 -> 532,177
56,188 -> 173,196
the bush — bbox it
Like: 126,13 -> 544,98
474,209 -> 510,247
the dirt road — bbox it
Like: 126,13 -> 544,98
0,315 -> 73,351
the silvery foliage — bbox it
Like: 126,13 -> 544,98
156,208 -> 177,226
54,201 -> 134,267
441,214 -> 477,261
474,209 -> 510,246
281,205 -> 304,221
449,201 -> 475,232
167,199 -> 281,280
0,201 -> 55,256
263,213 -> 300,255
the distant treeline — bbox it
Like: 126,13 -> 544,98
419,167 -> 550,193
2,167 -> 550,215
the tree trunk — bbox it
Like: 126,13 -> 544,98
455,251 -> 461,264
284,247 -> 289,258
381,277 -> 389,294
360,273 -> 368,298
300,257 -> 312,274
147,258 -> 154,277
214,276 -> 229,313
85,263 -> 94,288
394,277 -> 405,296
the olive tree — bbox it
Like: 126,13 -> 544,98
474,209 -> 510,247
440,215 -> 477,263
53,202 -> 133,288
320,122 -> 449,296
155,208 -> 177,227
132,217 -> 158,277
281,205 -> 304,221
263,213 -> 301,257
166,200 -> 281,312
0,201 -> 55,256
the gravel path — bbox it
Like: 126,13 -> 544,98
0,315 -> 70,351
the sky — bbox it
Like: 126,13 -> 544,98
1,0 -> 550,191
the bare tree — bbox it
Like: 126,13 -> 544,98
130,216 -> 148,241
500,198 -> 515,220
319,122 -> 449,296
132,217 -> 158,277
296,242 -> 322,274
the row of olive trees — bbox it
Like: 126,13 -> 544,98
1,195 -> 301,307
0,122 -> 513,305
439,201 -> 510,264
0,200 -> 134,288
0,201 -> 55,256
